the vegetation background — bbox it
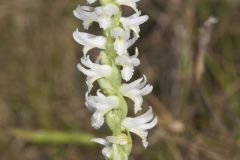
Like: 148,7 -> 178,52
0,0 -> 240,159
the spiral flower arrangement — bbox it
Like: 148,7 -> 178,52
73,0 -> 157,159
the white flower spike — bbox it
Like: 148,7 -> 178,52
73,29 -> 106,55
120,75 -> 153,113
77,55 -> 112,91
122,107 -> 158,148
115,48 -> 140,81
73,0 -> 157,158
85,91 -> 119,129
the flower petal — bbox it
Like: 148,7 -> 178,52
87,0 -> 97,4
102,146 -> 112,159
116,0 -> 140,12
120,11 -> 149,37
91,138 -> 109,146
73,29 -> 106,55
73,6 -> 97,29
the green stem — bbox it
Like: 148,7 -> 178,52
11,129 -> 94,146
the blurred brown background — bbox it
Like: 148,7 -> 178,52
0,0 -> 240,159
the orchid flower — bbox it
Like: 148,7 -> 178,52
92,137 -> 113,159
92,135 -> 128,159
73,6 -> 97,30
74,4 -> 119,30
120,75 -> 153,113
77,55 -> 112,91
73,29 -> 106,55
115,48 -> 140,81
85,91 -> 119,129
95,4 -> 119,29
116,0 -> 140,12
122,107 -> 158,148
120,11 -> 149,38
111,27 -> 137,55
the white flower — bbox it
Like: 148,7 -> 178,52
115,48 -> 140,81
73,6 -> 97,30
120,11 -> 149,38
85,91 -> 119,129
87,0 -> 97,4
119,75 -> 153,113
95,4 -> 119,29
73,29 -> 106,55
116,0 -> 140,12
122,107 -> 158,148
92,135 -> 128,159
92,137 -> 113,159
77,55 -> 112,91
74,4 -> 119,30
111,27 -> 137,55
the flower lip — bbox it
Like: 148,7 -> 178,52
111,27 -> 138,55
115,48 -> 140,81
